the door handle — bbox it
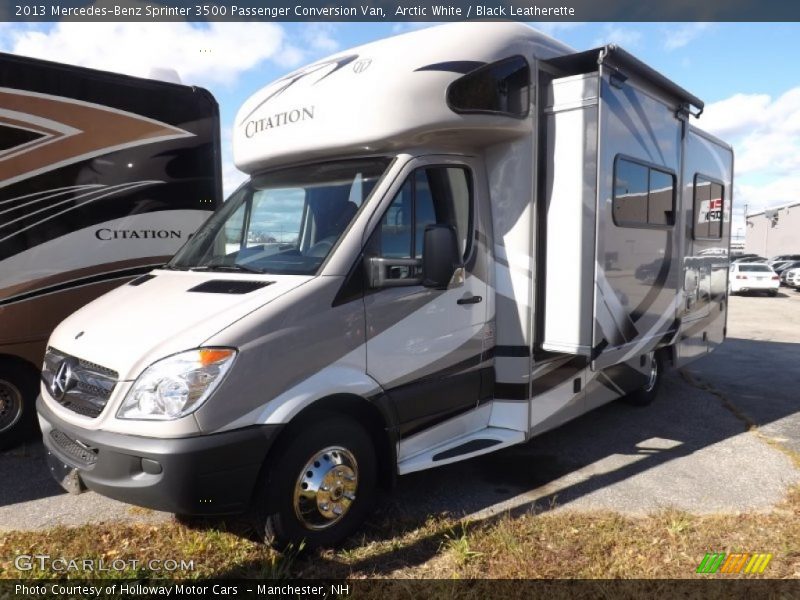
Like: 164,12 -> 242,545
457,295 -> 483,305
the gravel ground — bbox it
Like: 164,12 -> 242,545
1,289 -> 799,530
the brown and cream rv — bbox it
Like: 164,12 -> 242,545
0,53 -> 221,448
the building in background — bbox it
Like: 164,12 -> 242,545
746,203 -> 800,257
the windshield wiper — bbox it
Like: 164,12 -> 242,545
189,263 -> 265,274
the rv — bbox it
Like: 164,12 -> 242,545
0,53 -> 222,449
35,23 -> 732,548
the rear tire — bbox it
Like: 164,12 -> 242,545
252,415 -> 377,550
621,352 -> 663,407
768,290 -> 778,297
0,361 -> 41,451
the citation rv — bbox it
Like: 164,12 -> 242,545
0,54 -> 221,448
36,23 -> 732,548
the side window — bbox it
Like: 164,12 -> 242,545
377,166 -> 473,262
447,56 -> 530,117
693,175 -> 724,239
414,170 -> 436,258
613,159 -> 648,225
613,157 -> 675,228
379,179 -> 413,258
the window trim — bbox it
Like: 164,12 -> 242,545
611,154 -> 677,230
692,173 -> 725,241
445,55 -> 531,119
371,164 -> 476,265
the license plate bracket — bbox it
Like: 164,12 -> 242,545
46,450 -> 86,494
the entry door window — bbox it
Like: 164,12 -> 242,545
375,166 -> 473,263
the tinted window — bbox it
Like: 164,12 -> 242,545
648,170 -> 675,226
448,56 -> 530,117
613,157 -> 675,228
739,265 -> 771,272
377,166 -> 473,262
613,159 -> 648,225
694,175 -> 724,239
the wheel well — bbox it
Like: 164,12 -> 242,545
659,345 -> 675,368
0,354 -> 41,382
269,394 -> 396,490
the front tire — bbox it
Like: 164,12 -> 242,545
0,361 -> 41,451
252,415 -> 377,550
621,352 -> 663,407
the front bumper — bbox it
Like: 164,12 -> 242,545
37,396 -> 281,516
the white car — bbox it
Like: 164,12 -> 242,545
729,262 -> 780,296
784,267 -> 800,289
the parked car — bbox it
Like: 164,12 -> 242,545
773,260 -> 800,277
729,263 -> 780,296
770,254 -> 800,263
784,268 -> 800,289
768,260 -> 792,273
733,255 -> 768,263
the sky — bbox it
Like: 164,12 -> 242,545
2,21 -> 799,239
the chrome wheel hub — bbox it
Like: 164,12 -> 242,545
644,356 -> 658,393
293,446 -> 358,530
0,379 -> 23,434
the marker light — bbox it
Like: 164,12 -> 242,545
117,348 -> 236,420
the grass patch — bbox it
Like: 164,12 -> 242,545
1,488 -> 799,580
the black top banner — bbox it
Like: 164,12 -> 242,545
2,0 -> 800,22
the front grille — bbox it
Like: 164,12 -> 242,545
77,358 -> 117,378
50,429 -> 98,466
42,348 -> 118,419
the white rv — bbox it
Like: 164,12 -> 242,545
36,23 -> 732,548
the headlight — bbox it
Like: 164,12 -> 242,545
117,348 -> 236,420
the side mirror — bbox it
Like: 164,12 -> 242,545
422,225 -> 463,289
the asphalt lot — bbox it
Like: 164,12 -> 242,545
2,289 -> 799,531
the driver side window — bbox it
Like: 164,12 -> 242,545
375,166 -> 472,262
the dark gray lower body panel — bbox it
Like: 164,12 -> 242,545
37,396 -> 281,516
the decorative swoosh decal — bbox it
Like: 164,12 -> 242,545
0,87 -> 193,190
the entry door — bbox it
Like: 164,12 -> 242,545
364,160 -> 488,438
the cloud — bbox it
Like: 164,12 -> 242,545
702,87 -> 800,214
222,159 -> 248,198
663,23 -> 712,51
219,128 -> 248,198
593,25 -> 642,49
390,22 -> 439,34
528,22 -> 585,38
276,24 -> 342,69
736,176 -> 800,217
7,22 -> 286,86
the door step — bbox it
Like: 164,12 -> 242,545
397,426 -> 525,474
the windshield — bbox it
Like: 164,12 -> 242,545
168,158 -> 390,275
